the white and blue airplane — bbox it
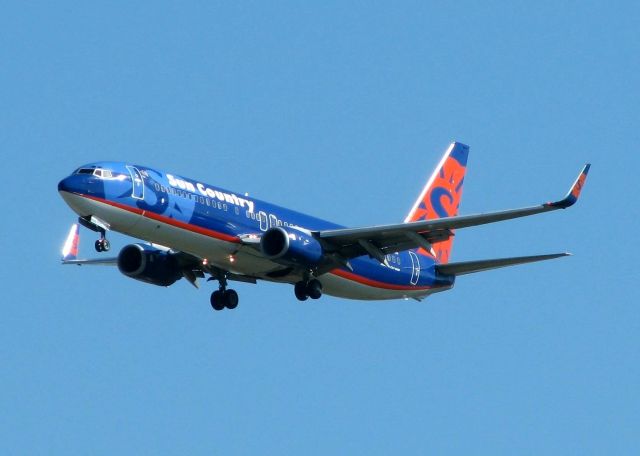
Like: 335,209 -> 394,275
59,142 -> 590,311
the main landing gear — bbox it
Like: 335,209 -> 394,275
294,279 -> 322,301
209,274 -> 239,311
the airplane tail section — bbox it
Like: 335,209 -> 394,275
436,253 -> 569,276
404,142 -> 469,264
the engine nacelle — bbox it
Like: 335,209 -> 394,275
260,226 -> 324,266
117,244 -> 182,287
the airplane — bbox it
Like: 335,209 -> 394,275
58,142 -> 590,311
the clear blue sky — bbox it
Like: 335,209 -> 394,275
1,1 -> 639,454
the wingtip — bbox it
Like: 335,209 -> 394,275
547,164 -> 590,209
61,223 -> 80,261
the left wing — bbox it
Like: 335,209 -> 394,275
61,224 -> 118,265
60,223 -> 256,288
316,164 -> 590,261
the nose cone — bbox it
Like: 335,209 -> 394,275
58,172 -> 107,200
58,174 -> 91,195
58,176 -> 72,193
58,174 -> 86,194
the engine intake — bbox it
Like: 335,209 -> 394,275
117,244 -> 182,287
260,227 -> 323,266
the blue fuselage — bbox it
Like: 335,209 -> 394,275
58,161 -> 454,300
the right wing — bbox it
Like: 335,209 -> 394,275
316,164 -> 590,261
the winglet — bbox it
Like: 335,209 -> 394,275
62,224 -> 80,261
547,164 -> 591,209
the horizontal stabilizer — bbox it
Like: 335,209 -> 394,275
436,253 -> 570,276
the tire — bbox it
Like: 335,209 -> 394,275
307,279 -> 322,300
95,240 -> 103,252
294,281 -> 308,301
210,290 -> 225,311
224,289 -> 239,309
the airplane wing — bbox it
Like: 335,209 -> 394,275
62,257 -> 118,265
60,224 -> 116,264
316,164 -> 590,261
60,223 -> 257,287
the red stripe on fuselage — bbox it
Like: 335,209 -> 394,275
81,194 -> 241,244
330,268 -> 446,292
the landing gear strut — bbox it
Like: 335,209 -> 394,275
294,279 -> 322,301
209,273 -> 239,311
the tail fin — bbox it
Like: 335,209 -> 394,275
404,142 -> 469,264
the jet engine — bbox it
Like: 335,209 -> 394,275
260,226 -> 324,266
117,244 -> 183,286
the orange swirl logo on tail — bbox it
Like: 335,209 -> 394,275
410,154 -> 467,264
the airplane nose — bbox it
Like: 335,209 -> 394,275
58,175 -> 85,193
58,176 -> 72,193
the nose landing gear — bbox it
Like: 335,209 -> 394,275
94,236 -> 110,252
77,216 -> 111,253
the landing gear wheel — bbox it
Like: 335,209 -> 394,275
224,289 -> 239,309
94,238 -> 110,252
210,290 -> 225,311
294,281 -> 308,301
307,279 -> 322,300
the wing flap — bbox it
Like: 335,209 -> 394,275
436,253 -> 570,276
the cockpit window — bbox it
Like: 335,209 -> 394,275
93,169 -> 113,178
76,168 -> 94,175
74,167 -> 115,179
